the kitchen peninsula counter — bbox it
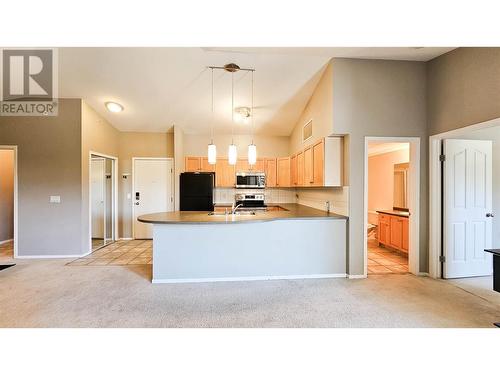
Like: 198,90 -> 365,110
138,204 -> 347,225
140,204 -> 348,284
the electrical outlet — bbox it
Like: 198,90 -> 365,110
49,195 -> 61,203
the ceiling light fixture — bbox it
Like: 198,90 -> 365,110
105,101 -> 124,113
207,68 -> 217,164
235,106 -> 251,124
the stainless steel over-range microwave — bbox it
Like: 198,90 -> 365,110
235,172 -> 265,189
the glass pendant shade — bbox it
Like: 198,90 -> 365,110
228,144 -> 237,165
208,143 -> 217,164
248,143 -> 257,165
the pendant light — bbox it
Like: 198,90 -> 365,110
228,71 -> 237,165
207,68 -> 217,164
248,70 -> 257,165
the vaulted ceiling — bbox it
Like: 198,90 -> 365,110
58,47 -> 454,135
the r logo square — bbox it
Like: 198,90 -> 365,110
0,48 -> 58,116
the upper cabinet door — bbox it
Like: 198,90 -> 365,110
201,157 -> 215,172
290,154 -> 297,186
265,158 -> 277,187
297,151 -> 304,186
235,159 -> 250,172
304,146 -> 313,185
215,158 -> 235,187
277,157 -> 290,187
251,158 -> 265,172
185,157 -> 201,172
312,139 -> 324,186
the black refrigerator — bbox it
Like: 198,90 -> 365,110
180,172 -> 215,211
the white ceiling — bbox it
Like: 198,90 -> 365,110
58,47 -> 455,135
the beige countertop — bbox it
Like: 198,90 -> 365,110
138,203 -> 347,224
376,209 -> 410,218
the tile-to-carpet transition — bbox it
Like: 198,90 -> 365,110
67,240 -> 152,266
368,239 -> 408,275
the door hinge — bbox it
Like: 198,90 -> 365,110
439,154 -> 446,162
439,255 -> 446,263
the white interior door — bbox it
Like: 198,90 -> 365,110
91,158 -> 105,239
443,139 -> 493,278
133,158 -> 173,239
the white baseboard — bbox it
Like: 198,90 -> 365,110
152,273 -> 347,284
119,237 -> 133,241
0,238 -> 13,245
417,272 -> 429,277
15,252 -> 87,259
348,274 -> 367,279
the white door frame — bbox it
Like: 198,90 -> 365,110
364,137 -> 421,277
88,151 -> 118,252
132,157 -> 174,239
0,145 -> 18,258
429,117 -> 500,278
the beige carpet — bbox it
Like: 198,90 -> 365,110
0,257 -> 499,328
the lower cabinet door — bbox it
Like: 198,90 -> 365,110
390,217 -> 403,250
402,218 -> 409,252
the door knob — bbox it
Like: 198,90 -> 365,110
486,213 -> 494,217
135,202 -> 139,205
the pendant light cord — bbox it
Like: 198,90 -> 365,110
231,71 -> 234,144
211,68 -> 214,144
251,70 -> 254,144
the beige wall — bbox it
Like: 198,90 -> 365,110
0,99 -> 83,256
118,131 -> 174,238
428,48 -> 500,135
0,149 -> 14,242
81,101 -> 120,252
183,134 -> 289,158
332,58 -> 428,275
368,148 -> 409,217
289,63 -> 333,154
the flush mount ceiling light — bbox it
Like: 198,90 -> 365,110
105,101 -> 124,113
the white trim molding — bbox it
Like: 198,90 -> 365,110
0,239 -> 13,245
348,274 -> 367,279
428,116 -> 500,279
0,145 -> 18,258
153,273 -> 347,284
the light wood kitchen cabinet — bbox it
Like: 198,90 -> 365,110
215,158 -> 235,187
236,158 -> 265,172
378,212 -> 409,253
290,154 -> 297,186
304,146 -> 313,185
264,158 -> 277,187
297,151 -> 304,186
276,157 -> 290,187
312,139 -> 324,186
185,157 -> 201,172
185,156 -> 215,172
201,157 -> 215,172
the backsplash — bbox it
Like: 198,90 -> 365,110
214,188 -> 296,205
295,187 -> 349,216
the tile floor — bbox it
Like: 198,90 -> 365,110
0,241 -> 14,262
67,239 -> 152,266
367,239 -> 408,275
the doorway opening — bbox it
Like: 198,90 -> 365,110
429,119 -> 499,279
364,137 -> 421,277
90,152 -> 117,252
0,146 -> 16,263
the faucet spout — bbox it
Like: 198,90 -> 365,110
232,203 -> 244,214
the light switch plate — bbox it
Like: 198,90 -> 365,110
49,195 -> 61,203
